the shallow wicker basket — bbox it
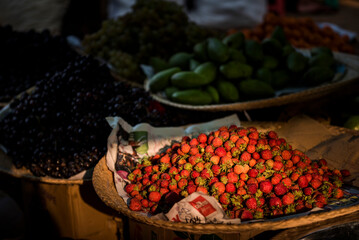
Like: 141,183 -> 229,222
147,51 -> 359,111
92,121 -> 359,237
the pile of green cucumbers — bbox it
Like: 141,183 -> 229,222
148,27 -> 337,105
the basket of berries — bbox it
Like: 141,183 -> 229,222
93,116 -> 359,237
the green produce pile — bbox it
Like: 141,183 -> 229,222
148,27 -> 338,105
82,0 -> 221,84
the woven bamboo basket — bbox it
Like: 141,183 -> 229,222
147,51 -> 359,111
92,121 -> 359,238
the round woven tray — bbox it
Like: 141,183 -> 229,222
147,51 -> 359,111
92,121 -> 359,235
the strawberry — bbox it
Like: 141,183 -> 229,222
210,155 -> 220,165
149,191 -> 161,202
160,154 -> 170,164
273,161 -> 284,171
160,188 -> 169,196
291,155 -> 301,164
227,172 -> 239,183
151,173 -> 160,182
297,175 -> 309,188
211,164 -> 221,176
212,182 -> 226,195
168,179 -> 178,191
252,152 -> 260,160
187,184 -> 197,194
260,180 -> 273,194
281,150 -> 292,160
230,134 -> 239,144
197,133 -> 207,143
189,147 -> 199,156
281,177 -> 292,187
194,177 -> 207,186
209,177 -> 219,186
241,209 -> 253,220
196,186 -> 208,194
248,169 -> 259,178
274,182 -> 288,196
194,162 -> 204,172
268,131 -> 278,139
240,151 -> 251,162
224,140 -> 234,151
230,146 -> 240,157
212,137 -> 223,147
160,179 -> 169,188
177,178 -> 188,189
290,172 -> 300,182
237,187 -> 247,195
190,170 -> 200,179
261,149 -> 273,160
249,139 -> 257,146
310,179 -> 322,189
246,197 -> 257,209
225,182 -> 236,194
305,173 -> 313,183
200,168 -> 213,179
269,197 -> 282,209
215,147 -> 227,157
333,188 -> 344,199
142,178 -> 151,187
303,187 -> 313,196
247,183 -> 258,195
125,184 -> 137,194
240,173 -> 249,181
189,138 -> 199,147
246,144 -> 256,153
234,164 -> 244,175
219,193 -> 231,205
141,199 -> 149,208
129,198 -> 142,211
220,175 -> 229,184
219,130 -> 230,141
248,131 -> 259,140
282,192 -> 294,205
180,169 -> 190,178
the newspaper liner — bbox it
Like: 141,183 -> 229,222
105,114 -> 359,224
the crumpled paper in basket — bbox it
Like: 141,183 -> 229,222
166,192 -> 241,224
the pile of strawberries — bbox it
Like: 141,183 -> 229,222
124,125 -> 350,220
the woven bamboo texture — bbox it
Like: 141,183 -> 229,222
92,121 -> 359,235
147,51 -> 359,111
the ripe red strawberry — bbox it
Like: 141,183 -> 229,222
194,162 -> 204,172
219,193 -> 231,205
305,173 -> 312,183
281,177 -> 292,187
241,209 -> 253,220
273,161 -> 284,171
291,154 -> 301,164
198,133 -> 207,143
168,179 -> 178,191
129,198 -> 142,211
200,168 -> 212,179
180,169 -> 190,178
160,154 -> 170,164
260,180 -> 273,194
196,186 -> 208,194
220,175 -> 229,184
151,173 -> 160,182
269,197 -> 282,208
281,150 -> 292,160
230,146 -> 240,157
190,138 -> 199,147
227,172 -> 239,183
209,155 -> 220,165
246,197 -> 257,209
230,134 -> 239,144
271,175 -> 281,185
246,144 -> 256,153
177,178 -> 188,189
248,131 -> 259,140
209,177 -> 219,186
141,199 -> 149,208
215,147 -> 227,157
237,187 -> 247,195
225,182 -> 236,194
268,131 -> 278,139
211,182 -> 226,195
125,184 -> 137,194
247,183 -> 258,195
160,188 -> 169,196
191,170 -> 200,179
333,188 -> 344,199
211,164 -> 221,176
248,169 -> 259,178
212,137 -> 223,147
148,191 -> 161,202
240,173 -> 249,181
297,175 -> 309,188
219,130 -> 230,141
303,187 -> 313,196
248,139 -> 257,145
282,192 -> 295,205
142,177 -> 151,187
240,151 -> 251,162
187,184 -> 197,194
310,179 -> 322,189
251,152 -> 259,160
261,149 -> 273,160
160,179 -> 169,188
233,164 -> 244,175
180,143 -> 190,154
274,183 -> 288,196
189,147 -> 199,156
224,140 -> 234,151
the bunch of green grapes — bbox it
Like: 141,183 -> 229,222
82,0 -> 221,84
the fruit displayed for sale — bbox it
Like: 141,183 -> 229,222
0,55 -> 224,178
0,25 -> 79,102
124,125 -> 350,220
148,30 -> 338,105
233,12 -> 354,54
82,0 -> 221,84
